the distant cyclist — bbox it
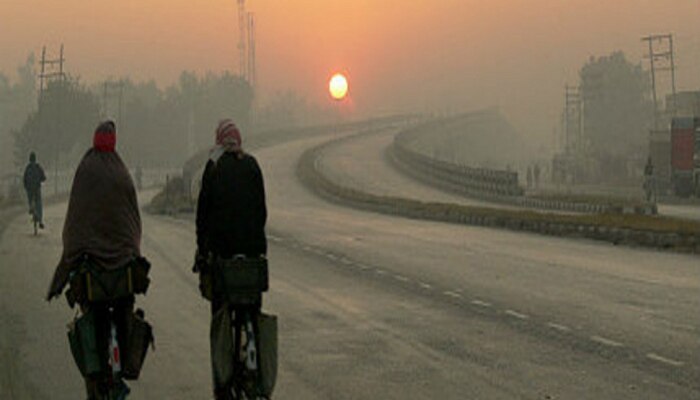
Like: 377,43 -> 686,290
195,119 -> 267,400
23,151 -> 46,229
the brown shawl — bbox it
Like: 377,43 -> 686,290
47,149 -> 141,300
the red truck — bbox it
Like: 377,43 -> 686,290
671,117 -> 699,197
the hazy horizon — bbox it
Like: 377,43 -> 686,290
2,1 -> 699,143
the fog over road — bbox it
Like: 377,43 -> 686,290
1,130 -> 698,399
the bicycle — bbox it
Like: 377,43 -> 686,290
67,255 -> 153,400
77,300 -> 133,400
206,255 -> 276,400
229,305 -> 268,400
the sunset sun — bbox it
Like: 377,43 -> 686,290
329,73 -> 349,100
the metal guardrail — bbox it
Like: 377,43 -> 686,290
391,117 -> 656,215
392,141 -> 523,197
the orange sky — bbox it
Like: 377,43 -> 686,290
1,0 -> 699,140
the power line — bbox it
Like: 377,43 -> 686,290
642,33 -> 677,128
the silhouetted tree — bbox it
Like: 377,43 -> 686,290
12,77 -> 100,168
0,54 -> 37,169
580,51 -> 652,158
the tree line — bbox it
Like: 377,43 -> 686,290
1,55 -> 258,172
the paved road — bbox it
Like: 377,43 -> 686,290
318,129 -> 498,208
1,133 -> 698,399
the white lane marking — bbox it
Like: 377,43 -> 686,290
340,258 -> 353,265
302,245 -> 311,251
590,335 -> 624,348
505,310 -> 529,320
375,269 -> 386,275
394,275 -> 409,282
547,322 -> 571,332
443,291 -> 463,299
268,235 -> 282,242
418,282 -> 432,290
357,264 -> 371,271
327,254 -> 338,260
646,353 -> 685,367
471,299 -> 492,307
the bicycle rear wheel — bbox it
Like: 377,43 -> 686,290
230,309 -> 267,400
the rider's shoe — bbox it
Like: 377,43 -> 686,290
39,223 -> 45,229
114,380 -> 131,400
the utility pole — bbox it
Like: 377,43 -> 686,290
39,44 -> 65,102
38,44 -> 66,194
642,34 -> 678,129
564,85 -> 583,155
238,0 -> 247,79
236,0 -> 257,91
247,12 -> 257,90
102,80 -> 124,126
102,80 -> 128,162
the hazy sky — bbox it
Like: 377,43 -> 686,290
1,0 -> 699,143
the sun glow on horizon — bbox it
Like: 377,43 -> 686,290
329,73 -> 349,100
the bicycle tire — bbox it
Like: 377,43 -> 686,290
230,309 -> 267,400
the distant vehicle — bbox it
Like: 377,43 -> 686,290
695,126 -> 700,197
670,117 -> 698,197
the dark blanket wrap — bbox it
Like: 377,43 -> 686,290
48,149 -> 141,300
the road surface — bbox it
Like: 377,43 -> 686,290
0,132 -> 698,399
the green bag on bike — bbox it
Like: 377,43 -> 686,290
122,309 -> 155,380
68,309 -> 104,377
210,306 -> 235,388
257,312 -> 278,397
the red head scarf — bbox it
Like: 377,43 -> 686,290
94,120 -> 116,152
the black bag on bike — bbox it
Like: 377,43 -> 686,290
67,256 -> 151,305
68,309 -> 104,377
122,309 -> 155,380
213,257 -> 268,305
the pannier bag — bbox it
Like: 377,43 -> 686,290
210,306 -> 235,388
257,312 -> 278,397
68,309 -> 103,377
213,257 -> 268,305
67,256 -> 151,305
122,308 -> 155,380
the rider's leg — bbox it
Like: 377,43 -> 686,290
36,189 -> 44,227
